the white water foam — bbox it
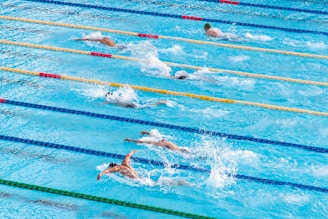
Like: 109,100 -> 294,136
306,41 -> 327,50
282,193 -> 310,205
228,55 -> 250,62
139,54 -> 172,77
139,129 -> 163,142
105,86 -> 138,104
212,75 -> 255,89
298,86 -> 323,97
244,32 -> 273,42
160,45 -> 184,55
186,106 -> 230,119
283,38 -> 327,50
81,31 -> 104,40
125,41 -> 216,78
78,86 -> 108,99
310,165 -> 328,177
190,137 -> 259,188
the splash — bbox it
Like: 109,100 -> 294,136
79,86 -> 108,99
82,31 -> 104,40
189,138 -> 238,188
106,86 -> 138,104
160,45 -> 184,55
126,41 -> 158,57
207,163 -> 236,188
140,54 -> 172,77
139,129 -> 163,142
124,41 -> 172,77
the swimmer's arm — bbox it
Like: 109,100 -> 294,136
74,38 -> 101,43
97,167 -> 118,180
74,38 -> 90,41
124,138 -> 154,145
122,150 -> 137,166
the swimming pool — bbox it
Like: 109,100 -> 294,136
1,0 -> 328,218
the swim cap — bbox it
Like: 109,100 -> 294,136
204,23 -> 211,29
109,163 -> 117,168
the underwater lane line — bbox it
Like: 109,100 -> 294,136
1,66 -> 328,117
1,134 -> 327,194
0,98 -> 327,154
1,15 -> 328,60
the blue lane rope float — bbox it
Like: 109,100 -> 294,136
0,98 -> 327,154
0,179 -> 215,219
25,0 -> 328,36
208,0 -> 328,15
1,134 -> 327,194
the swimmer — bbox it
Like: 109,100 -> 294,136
204,23 -> 224,38
204,23 -> 237,40
97,150 -> 138,180
105,91 -> 167,108
96,150 -> 192,186
169,70 -> 189,80
74,36 -> 116,47
125,130 -> 189,152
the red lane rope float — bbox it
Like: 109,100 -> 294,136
181,15 -> 203,21
219,0 -> 240,5
137,33 -> 159,39
39,72 -> 62,79
90,52 -> 113,58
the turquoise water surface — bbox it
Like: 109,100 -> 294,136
1,0 -> 328,218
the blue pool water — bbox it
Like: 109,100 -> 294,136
1,0 -> 328,218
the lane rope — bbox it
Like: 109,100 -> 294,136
0,178 -> 215,219
24,0 -> 328,36
0,98 -> 327,153
2,66 -> 328,89
1,135 -> 328,193
1,66 -> 328,117
215,0 -> 328,15
1,16 -> 327,60
2,38 -> 328,89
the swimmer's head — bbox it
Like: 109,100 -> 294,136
109,163 -> 117,168
176,75 -> 187,80
204,23 -> 211,30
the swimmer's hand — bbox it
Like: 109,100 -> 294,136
115,44 -> 127,50
97,174 -> 101,180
